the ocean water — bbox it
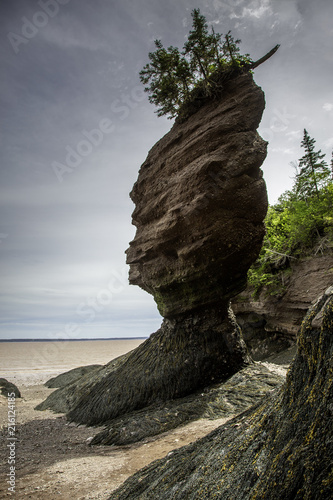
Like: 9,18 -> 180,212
0,339 -> 145,386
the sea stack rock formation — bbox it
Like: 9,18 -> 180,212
126,72 -> 267,318
39,73 -> 268,429
109,287 -> 333,500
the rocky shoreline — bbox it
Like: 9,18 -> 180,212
109,287 -> 333,499
0,345 -> 294,499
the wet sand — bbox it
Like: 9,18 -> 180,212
0,339 -> 145,386
0,341 -> 295,498
0,383 -> 230,499
0,339 -> 232,498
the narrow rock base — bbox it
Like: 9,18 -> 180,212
38,305 -> 250,428
66,305 -> 250,426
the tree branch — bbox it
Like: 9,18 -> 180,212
248,44 -> 280,70
266,248 -> 297,260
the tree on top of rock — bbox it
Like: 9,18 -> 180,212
183,9 -> 221,83
140,8 -> 279,120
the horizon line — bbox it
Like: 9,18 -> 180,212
0,337 -> 149,342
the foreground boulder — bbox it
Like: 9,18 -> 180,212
109,287 -> 333,499
38,73 -> 268,428
0,378 -> 21,398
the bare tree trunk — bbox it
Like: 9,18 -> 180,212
249,44 -> 280,69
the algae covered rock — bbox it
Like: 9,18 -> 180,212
109,286 -> 333,499
66,306 -> 250,426
45,364 -> 102,388
0,378 -> 21,398
90,363 -> 284,446
36,352 -> 131,413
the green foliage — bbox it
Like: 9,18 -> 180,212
248,136 -> 333,298
140,41 -> 193,118
140,8 -> 252,119
183,9 -> 220,82
294,129 -> 331,199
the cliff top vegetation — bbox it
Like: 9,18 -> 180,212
249,129 -> 333,297
140,8 -> 279,121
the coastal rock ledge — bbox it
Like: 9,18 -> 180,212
109,287 -> 333,499
38,73 -> 268,432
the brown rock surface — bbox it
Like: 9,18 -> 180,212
126,72 -> 268,318
232,254 -> 333,359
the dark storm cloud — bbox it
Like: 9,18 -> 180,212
0,0 -> 332,338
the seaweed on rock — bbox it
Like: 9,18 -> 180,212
36,351 -> 131,413
109,287 -> 333,500
66,306 -> 250,426
90,363 -> 283,446
0,378 -> 21,398
45,364 -> 102,389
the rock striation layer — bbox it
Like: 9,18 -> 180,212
126,72 -> 268,318
37,73 -> 268,430
109,286 -> 333,500
233,254 -> 333,359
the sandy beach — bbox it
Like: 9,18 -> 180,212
0,340 -> 146,387
1,383 -> 230,499
0,340 -> 232,499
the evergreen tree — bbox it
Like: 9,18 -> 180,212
183,9 -> 220,83
139,9 -> 255,119
139,8 -> 278,120
139,40 -> 192,117
295,129 -> 330,199
222,30 -> 251,67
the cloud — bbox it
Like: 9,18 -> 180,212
285,130 -> 302,142
230,0 -> 273,19
270,147 -> 295,155
1,0 -> 333,339
323,103 -> 333,112
324,137 -> 333,149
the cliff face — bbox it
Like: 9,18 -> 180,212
109,287 -> 333,500
38,73 -> 268,431
126,72 -> 268,318
232,254 -> 333,359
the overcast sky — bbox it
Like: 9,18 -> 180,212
1,0 -> 332,340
